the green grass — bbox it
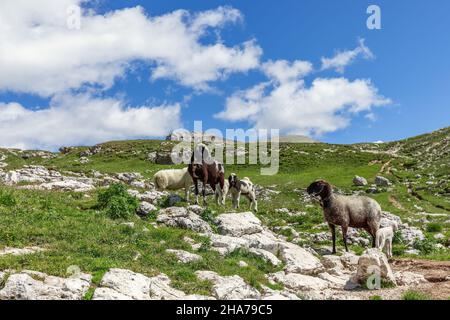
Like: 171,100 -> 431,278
402,290 -> 431,300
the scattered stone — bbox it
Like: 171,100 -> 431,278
166,249 -> 202,263
238,261 -> 248,268
157,207 -> 212,233
375,176 -> 390,187
353,176 -> 368,186
280,243 -> 323,275
394,271 -> 427,286
354,248 -> 396,285
269,271 -> 329,292
215,212 -> 263,237
195,271 -> 260,300
0,271 -> 91,300
0,246 -> 45,257
137,202 -> 157,216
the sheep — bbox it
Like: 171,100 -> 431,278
228,173 -> 258,212
215,179 -> 229,205
153,167 -> 193,202
306,180 -> 381,254
376,222 -> 398,258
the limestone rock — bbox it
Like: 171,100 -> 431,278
353,176 -> 368,186
269,271 -> 329,292
215,212 -> 263,237
166,249 -> 202,263
355,248 -> 396,285
279,243 -> 323,275
157,207 -> 212,233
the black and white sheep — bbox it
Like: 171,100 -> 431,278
228,173 -> 258,212
307,180 -> 381,254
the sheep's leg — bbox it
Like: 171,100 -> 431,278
341,226 -> 349,252
185,187 -> 189,203
329,224 -> 336,254
193,179 -> 199,205
202,182 -> 207,206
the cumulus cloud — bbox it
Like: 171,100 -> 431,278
321,38 -> 374,73
0,1 -> 261,96
0,94 -> 181,150
216,56 -> 391,136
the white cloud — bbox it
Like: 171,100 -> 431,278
216,56 -> 391,136
0,94 -> 181,150
261,60 -> 313,83
321,38 -> 374,73
0,1 -> 261,96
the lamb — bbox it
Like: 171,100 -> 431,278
153,167 -> 193,202
376,222 -> 398,258
306,180 -> 381,254
228,173 -> 258,212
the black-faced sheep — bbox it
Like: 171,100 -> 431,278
306,180 -> 381,254
153,167 -> 193,202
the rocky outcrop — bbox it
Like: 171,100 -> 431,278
0,270 -> 91,300
195,271 -> 260,300
353,176 -> 368,186
215,212 -> 263,237
0,246 -> 45,257
166,249 -> 202,263
157,207 -> 212,233
354,249 -> 396,285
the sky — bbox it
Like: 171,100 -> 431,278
0,0 -> 449,150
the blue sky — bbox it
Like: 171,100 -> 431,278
0,0 -> 449,150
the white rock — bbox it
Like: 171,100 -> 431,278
248,248 -> 281,266
375,176 -> 390,187
93,269 -> 189,300
269,271 -> 329,291
215,212 -> 263,237
166,249 -> 202,263
0,272 -> 91,300
137,202 -> 157,216
238,261 -> 248,268
0,246 -> 45,257
355,248 -> 396,285
394,271 -> 427,286
157,207 -> 212,233
353,176 -> 368,186
279,243 -> 323,275
195,271 -> 260,300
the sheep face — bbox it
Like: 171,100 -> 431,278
228,173 -> 239,189
306,180 -> 332,199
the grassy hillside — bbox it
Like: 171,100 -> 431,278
0,127 -> 449,297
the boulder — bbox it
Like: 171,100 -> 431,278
269,271 -> 329,292
137,202 -> 157,216
0,271 -> 91,300
93,269 -> 188,300
166,249 -> 202,263
248,248 -> 282,266
279,243 -> 323,275
394,271 -> 427,286
195,271 -> 260,300
375,176 -> 390,187
157,207 -> 212,233
353,176 -> 368,186
215,212 -> 263,237
354,248 -> 396,285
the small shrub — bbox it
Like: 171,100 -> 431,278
201,208 -> 216,225
426,222 -> 443,233
97,184 -> 138,219
369,295 -> 383,300
402,290 -> 430,300
413,238 -> 437,255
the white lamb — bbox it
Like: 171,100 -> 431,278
376,221 -> 398,258
153,167 -> 193,202
228,173 -> 258,212
215,179 -> 229,205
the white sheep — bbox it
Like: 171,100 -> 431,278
153,167 -> 193,202
228,173 -> 258,212
376,221 -> 398,258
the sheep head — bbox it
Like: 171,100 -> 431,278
306,180 -> 332,200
